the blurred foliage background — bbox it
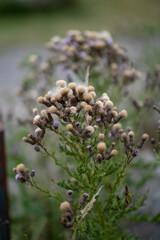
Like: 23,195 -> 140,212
0,0 -> 160,48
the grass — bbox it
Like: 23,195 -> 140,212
0,0 -> 160,49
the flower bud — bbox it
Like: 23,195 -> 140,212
31,169 -> 35,177
106,142 -> 115,154
53,121 -> 60,129
34,145 -> 40,152
80,193 -> 89,205
87,145 -> 94,155
67,190 -> 73,203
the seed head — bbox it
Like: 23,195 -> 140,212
54,93 -> 62,102
101,93 -> 109,101
70,177 -> 76,185
16,163 -> 25,172
142,133 -> 149,141
86,126 -> 94,134
83,93 -> 93,102
97,142 -> 106,151
60,87 -> 69,96
35,127 -> 42,134
37,96 -> 44,104
89,91 -> 96,98
95,101 -> 103,108
70,106 -> 77,114
124,69 -> 132,78
128,131 -> 134,137
121,132 -> 127,139
81,101 -> 87,108
56,80 -> 66,88
50,96 -> 56,103
77,86 -> 86,94
88,86 -> 95,92
86,115 -> 92,122
68,82 -> 77,90
105,100 -> 113,108
22,137 -> 27,142
113,123 -> 122,130
111,150 -> 118,156
99,133 -> 105,140
84,105 -> 92,113
111,110 -> 117,117
60,201 -> 71,211
120,110 -> 128,118
48,106 -> 57,114
41,110 -> 47,117
66,124 -> 73,131
84,55 -> 92,63
33,108 -> 38,114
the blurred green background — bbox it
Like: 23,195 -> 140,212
0,0 -> 160,49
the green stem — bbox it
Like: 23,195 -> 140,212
28,177 -> 56,199
49,126 -> 81,158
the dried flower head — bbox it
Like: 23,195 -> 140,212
60,201 -> 71,211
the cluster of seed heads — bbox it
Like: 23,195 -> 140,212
16,30 -> 142,125
110,123 -> 149,159
21,80 -> 149,164
17,30 -> 141,99
47,30 -> 119,67
13,163 -> 35,183
22,80 -> 132,162
60,190 -> 89,228
46,30 -> 140,84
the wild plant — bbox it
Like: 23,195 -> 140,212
14,80 -> 149,239
16,30 -> 141,125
